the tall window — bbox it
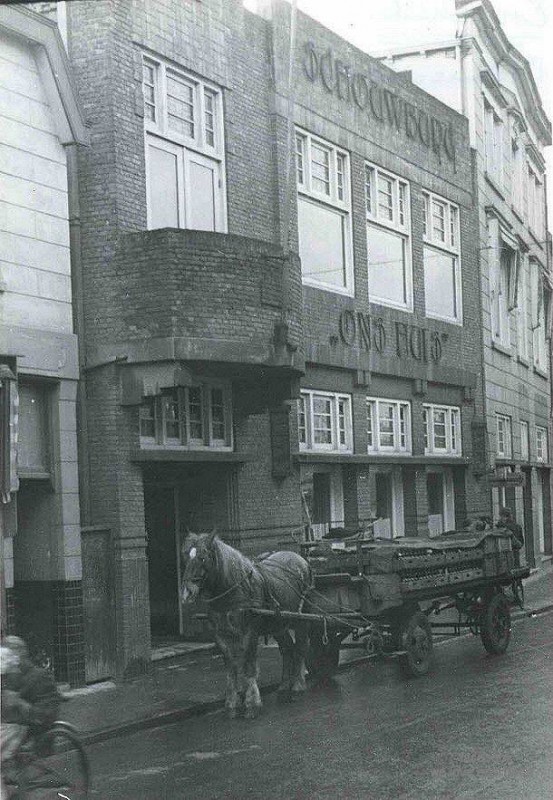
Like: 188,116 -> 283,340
496,414 -> 512,459
491,244 -> 517,348
296,130 -> 353,294
366,398 -> 411,454
422,191 -> 461,323
520,420 -> 529,461
511,126 -> 524,214
527,165 -> 544,239
423,405 -> 462,456
17,381 -> 51,476
531,258 -> 549,372
365,162 -> 412,310
484,97 -> 503,184
517,255 -> 528,361
143,56 -> 226,232
536,426 -> 548,463
298,390 -> 352,452
139,383 -> 232,449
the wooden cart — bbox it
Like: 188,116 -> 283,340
254,530 -> 529,680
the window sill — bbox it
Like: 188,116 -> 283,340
491,339 -> 512,358
516,355 -> 530,368
425,311 -> 463,327
131,448 -> 250,462
528,227 -> 545,249
511,205 -> 524,225
533,365 -> 548,380
484,172 -> 505,201
369,298 -> 414,314
303,280 -> 354,298
17,471 -> 52,481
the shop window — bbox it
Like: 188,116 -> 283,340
530,258 -> 549,373
536,426 -> 548,463
139,383 -> 232,449
296,129 -> 353,294
143,56 -> 226,232
422,191 -> 461,323
365,162 -> 412,310
495,414 -> 512,459
298,390 -> 352,453
366,397 -> 411,454
483,96 -> 503,185
423,404 -> 461,456
17,381 -> 51,477
520,420 -> 529,461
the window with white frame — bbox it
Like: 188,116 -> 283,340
365,162 -> 412,310
139,383 -> 232,449
517,254 -> 529,360
527,164 -> 544,240
424,405 -> 462,456
295,129 -> 353,294
511,127 -> 524,214
491,243 -> 517,348
366,397 -> 411,454
298,390 -> 352,452
483,97 -> 503,184
496,413 -> 512,459
520,420 -> 529,461
422,191 -> 462,323
536,426 -> 548,463
143,56 -> 226,232
531,258 -> 549,372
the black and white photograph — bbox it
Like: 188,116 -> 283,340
1,0 -> 552,797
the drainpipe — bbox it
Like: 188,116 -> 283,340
66,143 -> 91,526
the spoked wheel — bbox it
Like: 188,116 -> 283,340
306,629 -> 342,682
395,609 -> 433,677
16,724 -> 90,799
480,591 -> 511,655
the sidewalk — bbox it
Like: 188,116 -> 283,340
63,563 -> 553,745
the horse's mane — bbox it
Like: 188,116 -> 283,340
210,536 -> 255,594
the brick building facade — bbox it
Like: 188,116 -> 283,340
12,0 -> 503,681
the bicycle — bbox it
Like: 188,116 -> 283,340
3,720 -> 90,799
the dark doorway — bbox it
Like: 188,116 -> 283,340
144,486 -> 179,637
522,468 -> 535,568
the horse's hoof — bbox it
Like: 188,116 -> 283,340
244,705 -> 261,720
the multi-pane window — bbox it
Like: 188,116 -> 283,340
484,97 -> 503,184
531,258 -> 549,372
527,165 -> 544,239
511,128 -> 524,214
496,414 -> 512,459
366,398 -> 411,454
296,129 -> 353,294
536,426 -> 548,463
423,404 -> 462,456
422,191 -> 461,323
520,420 -> 529,461
491,243 -> 518,348
365,162 -> 411,310
298,390 -> 352,452
517,255 -> 529,360
139,383 -> 232,449
143,56 -> 226,232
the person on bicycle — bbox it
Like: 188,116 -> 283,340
1,636 -> 61,798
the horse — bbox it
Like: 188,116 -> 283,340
180,531 -> 312,719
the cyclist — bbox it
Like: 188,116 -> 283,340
1,636 -> 61,799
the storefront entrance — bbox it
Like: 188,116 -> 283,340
426,468 -> 455,536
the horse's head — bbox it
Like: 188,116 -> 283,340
180,530 -> 217,604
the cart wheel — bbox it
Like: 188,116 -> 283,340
397,610 -> 433,677
480,591 -> 511,655
306,630 -> 341,682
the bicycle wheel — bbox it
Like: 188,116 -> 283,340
21,724 -> 90,799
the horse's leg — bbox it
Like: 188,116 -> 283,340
273,629 -> 294,697
242,627 -> 262,719
215,633 -> 241,718
290,623 -> 309,695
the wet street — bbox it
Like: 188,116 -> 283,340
88,611 -> 553,800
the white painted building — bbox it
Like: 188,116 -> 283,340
377,0 -> 552,568
0,4 -> 88,683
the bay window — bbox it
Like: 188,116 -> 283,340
424,404 -> 462,456
296,130 -> 353,294
366,397 -> 411,454
422,191 -> 462,323
143,56 -> 226,232
298,390 -> 352,452
366,162 -> 412,310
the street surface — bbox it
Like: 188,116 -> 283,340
88,611 -> 553,799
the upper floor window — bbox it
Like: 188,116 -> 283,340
422,191 -> 462,323
536,426 -> 548,463
496,413 -> 512,459
483,97 -> 503,185
491,243 -> 517,349
527,164 -> 545,240
517,254 -> 529,361
18,381 -> 51,477
139,382 -> 232,450
143,56 -> 226,232
424,404 -> 461,456
298,390 -> 352,452
531,258 -> 549,373
296,129 -> 353,295
520,420 -> 529,461
366,397 -> 411,454
511,128 -> 524,214
365,162 -> 412,310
